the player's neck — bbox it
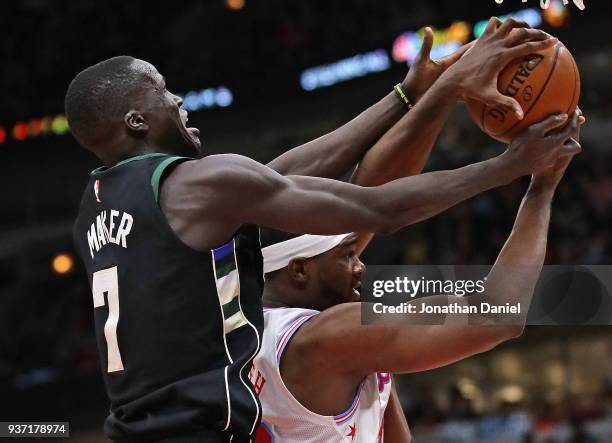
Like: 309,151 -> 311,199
97,135 -> 182,165
262,283 -> 311,309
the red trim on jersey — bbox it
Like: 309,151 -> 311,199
334,385 -> 362,425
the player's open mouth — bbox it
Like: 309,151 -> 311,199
180,111 -> 189,127
181,112 -> 200,138
352,282 -> 361,298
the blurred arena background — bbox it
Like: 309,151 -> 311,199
1,1 -> 611,441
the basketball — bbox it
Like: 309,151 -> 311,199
466,41 -> 581,144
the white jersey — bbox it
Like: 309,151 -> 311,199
251,307 -> 392,443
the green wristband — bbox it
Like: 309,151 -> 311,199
394,83 -> 413,110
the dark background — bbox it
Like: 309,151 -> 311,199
1,1 -> 611,441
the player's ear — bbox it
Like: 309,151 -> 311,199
288,258 -> 309,284
124,110 -> 149,134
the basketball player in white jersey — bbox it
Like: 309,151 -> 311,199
253,106 -> 584,442
248,21 -> 582,442
248,23 -> 586,437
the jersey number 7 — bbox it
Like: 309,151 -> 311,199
92,267 -> 125,373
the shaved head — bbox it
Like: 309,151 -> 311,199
66,56 -> 201,161
65,56 -> 155,150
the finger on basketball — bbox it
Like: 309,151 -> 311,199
557,112 -> 580,139
504,38 -> 558,61
485,91 -> 524,120
506,28 -> 552,47
484,17 -> 502,36
532,113 -> 568,135
497,18 -> 530,36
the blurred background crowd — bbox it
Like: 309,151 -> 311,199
1,0 -> 610,441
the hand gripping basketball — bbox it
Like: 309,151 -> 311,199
503,110 -> 584,178
443,17 -> 558,120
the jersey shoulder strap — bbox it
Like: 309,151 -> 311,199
150,155 -> 189,203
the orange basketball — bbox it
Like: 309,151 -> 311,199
466,41 -> 580,144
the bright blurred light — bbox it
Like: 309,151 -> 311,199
2,85 -> 231,140
53,253 -> 74,275
215,87 -> 233,107
12,122 -> 28,141
40,117 -> 52,135
180,87 -> 234,112
225,0 -> 245,11
543,0 -> 569,27
474,8 -> 542,38
498,385 -> 525,403
456,378 -> 479,399
29,118 -> 42,137
393,22 -> 471,65
300,50 -> 390,91
545,362 -> 566,386
51,115 -> 69,135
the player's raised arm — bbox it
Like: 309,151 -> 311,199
265,17 -> 545,179
265,29 -> 442,179
346,24 -> 556,253
161,115 -> 579,250
349,31 -> 470,255
274,111 -> 583,378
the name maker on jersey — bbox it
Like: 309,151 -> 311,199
86,209 -> 134,258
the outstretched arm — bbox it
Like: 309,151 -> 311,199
280,112 -> 584,379
161,113 -> 578,250
265,88 -> 406,179
350,31 -> 465,254
266,19 -> 556,178
265,28 -> 465,179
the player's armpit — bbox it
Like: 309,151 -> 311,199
291,301 -> 521,377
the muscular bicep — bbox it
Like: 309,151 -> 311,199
162,154 -> 396,249
294,301 -> 518,377
247,176 -> 381,234
210,155 -> 389,235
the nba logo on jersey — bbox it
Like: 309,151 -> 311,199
94,179 -> 101,203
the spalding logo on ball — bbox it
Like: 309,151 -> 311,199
467,40 -> 581,143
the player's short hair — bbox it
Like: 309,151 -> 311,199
65,55 -> 147,148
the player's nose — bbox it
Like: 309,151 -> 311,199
172,93 -> 183,108
353,258 -> 365,275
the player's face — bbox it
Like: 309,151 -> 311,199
314,236 -> 364,308
132,60 -> 202,156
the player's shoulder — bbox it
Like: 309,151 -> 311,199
171,153 -> 271,188
283,303 -> 361,353
263,307 -> 320,331
171,153 -> 245,176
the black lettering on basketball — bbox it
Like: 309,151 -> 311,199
516,66 -> 530,79
506,83 -> 519,97
488,107 -> 507,123
498,45 -> 562,140
504,54 -> 545,101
